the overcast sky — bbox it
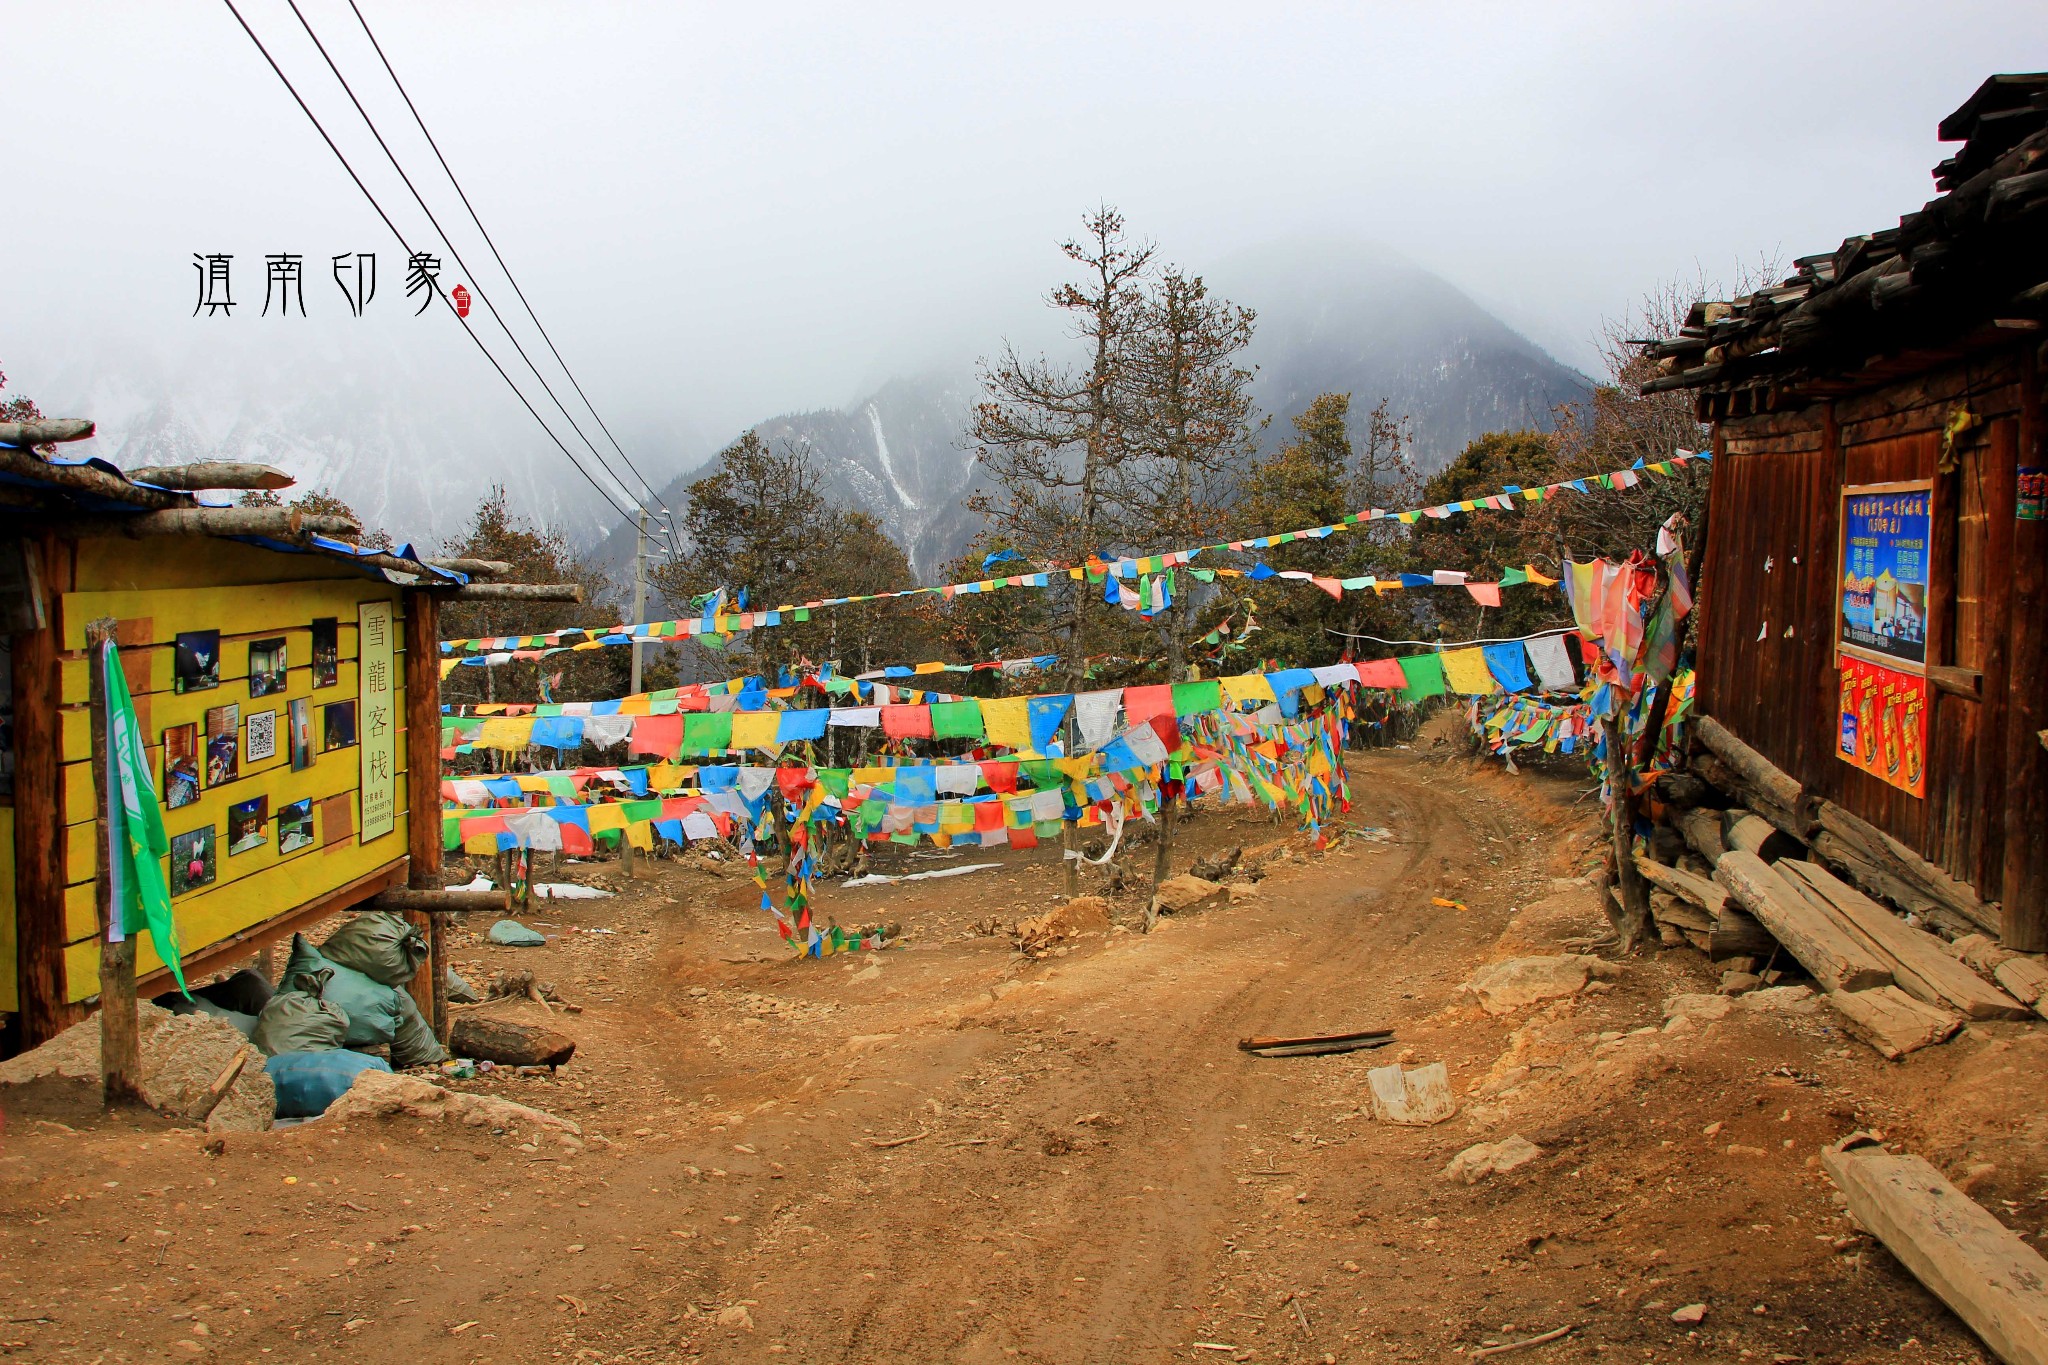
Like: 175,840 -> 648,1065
1,1 -> 2036,512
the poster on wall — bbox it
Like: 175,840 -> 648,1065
311,618 -> 340,687
357,599 -> 398,843
1838,481 -> 1931,671
1837,655 -> 1928,799
203,703 -> 239,786
245,708 -> 277,763
162,722 -> 200,809
248,637 -> 287,697
2021,465 -> 2046,522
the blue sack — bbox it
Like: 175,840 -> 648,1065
266,1050 -> 392,1118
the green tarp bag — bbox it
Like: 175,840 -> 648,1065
278,934 -> 402,1049
319,912 -> 428,988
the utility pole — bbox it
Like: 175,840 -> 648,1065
630,508 -> 647,695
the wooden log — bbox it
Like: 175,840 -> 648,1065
1779,861 -> 2027,1020
1691,752 -> 1810,839
1993,956 -> 2048,1008
1829,987 -> 1963,1060
368,888 -> 504,914
124,461 -> 294,491
1651,890 -> 1714,934
1653,772 -> 1712,810
1811,830 -> 1990,939
1709,906 -> 1778,961
1633,854 -> 1732,914
1675,807 -> 1727,867
86,618 -> 145,1107
423,558 -> 513,579
402,590 -> 444,1040
440,582 -> 585,603
0,418 -> 95,445
12,543 -> 68,1047
1813,799 -> 1998,935
447,1014 -> 576,1068
0,444 -> 182,510
63,508 -> 359,539
1824,1136 -> 2048,1362
1695,714 -> 1804,810
1725,811 -> 1803,862
1715,850 -> 1893,993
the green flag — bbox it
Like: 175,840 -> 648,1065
103,641 -> 186,994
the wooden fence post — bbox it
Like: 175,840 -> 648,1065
86,618 -> 144,1106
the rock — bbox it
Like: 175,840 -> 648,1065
1225,883 -> 1262,903
324,1069 -> 579,1137
1014,896 -> 1112,956
1151,874 -> 1226,916
1366,1062 -> 1456,1126
716,1305 -> 755,1331
1462,956 -> 1596,1014
1955,1161 -> 1998,1195
1670,1303 -> 1707,1325
1743,985 -> 1822,1014
488,919 -> 547,947
1665,993 -> 1735,1025
1442,1135 -> 1542,1183
1719,971 -> 1763,996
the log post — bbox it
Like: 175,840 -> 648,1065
401,590 -> 445,1038
2005,347 -> 2047,951
86,618 -> 144,1106
12,535 -> 68,1046
1147,798 -> 1175,933
1062,819 -> 1079,897
1601,714 -> 1655,949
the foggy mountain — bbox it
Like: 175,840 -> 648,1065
596,244 -> 1590,583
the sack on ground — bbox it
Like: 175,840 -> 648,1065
267,1050 -> 391,1118
390,988 -> 447,1069
278,933 -> 403,1048
251,990 -> 350,1056
319,912 -> 429,988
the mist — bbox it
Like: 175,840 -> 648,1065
1,1 -> 2035,543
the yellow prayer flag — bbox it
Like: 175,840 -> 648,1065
1440,648 -> 1500,696
981,696 -> 1033,751
1523,563 -> 1558,586
1221,673 -> 1277,706
476,717 -> 534,753
730,711 -> 782,752
586,804 -> 628,833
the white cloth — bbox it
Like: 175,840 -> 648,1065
582,714 -> 635,749
936,764 -> 980,796
829,707 -> 880,728
1310,664 -> 1356,688
450,779 -> 490,807
504,809 -> 563,852
706,790 -> 751,823
708,693 -> 738,713
681,810 -> 719,841
736,768 -> 777,803
1029,789 -> 1065,821
1525,635 -> 1577,693
1074,690 -> 1122,751
1120,723 -> 1170,767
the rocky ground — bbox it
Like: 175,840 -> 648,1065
4,746 -> 2047,1364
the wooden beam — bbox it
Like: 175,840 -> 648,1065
2006,344 -> 2048,950
12,535 -> 69,1046
423,558 -> 513,579
0,419 -> 95,445
1715,849 -> 1893,992
437,582 -> 585,603
0,445 -> 183,510
1828,986 -> 1963,1060
1694,714 -> 1805,811
1814,799 -> 1999,937
369,888 -> 503,915
1926,664 -> 1985,702
402,591 -> 444,1038
1675,807 -> 1728,866
124,462 -> 294,492
1823,1135 -> 2048,1364
85,618 -> 144,1105
60,508 -> 359,540
1632,854 -> 1732,914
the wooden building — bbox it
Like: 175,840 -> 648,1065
1643,74 -> 2048,947
0,423 -> 571,1053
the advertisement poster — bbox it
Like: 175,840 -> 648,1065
1837,655 -> 1928,798
1838,482 -> 1931,671
357,600 -> 398,843
2020,465 -> 2046,522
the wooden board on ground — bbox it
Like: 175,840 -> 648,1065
1779,861 -> 2029,1020
1715,850 -> 1892,993
1823,1136 -> 2048,1364
1710,905 -> 1778,961
1829,986 -> 1963,1060
1635,854 -> 1732,914
1650,890 -> 1714,935
1993,956 -> 2048,1008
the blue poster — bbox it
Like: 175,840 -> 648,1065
1839,483 -> 1930,671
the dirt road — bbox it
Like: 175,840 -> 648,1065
3,750 -> 2039,1363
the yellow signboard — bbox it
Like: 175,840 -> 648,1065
358,599 -> 398,842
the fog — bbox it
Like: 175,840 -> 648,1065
0,1 -> 2035,536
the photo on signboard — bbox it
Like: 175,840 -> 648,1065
276,797 -> 314,856
245,708 -> 278,764
173,629 -> 220,694
322,699 -> 357,751
248,636 -> 287,697
169,825 -> 215,896
287,697 -> 314,771
162,722 -> 200,809
203,703 -> 240,786
226,795 -> 268,855
311,617 -> 339,688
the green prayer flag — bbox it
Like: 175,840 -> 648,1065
104,641 -> 185,993
930,700 -> 985,739
1396,653 -> 1448,703
1498,566 -> 1529,587
682,712 -> 733,753
1170,679 -> 1222,717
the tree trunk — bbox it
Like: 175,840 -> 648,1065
448,1014 -> 576,1068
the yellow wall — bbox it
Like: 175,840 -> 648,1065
42,537 -> 414,1002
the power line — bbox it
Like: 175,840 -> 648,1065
275,0 -> 650,524
219,0 -> 641,525
343,0 -> 675,536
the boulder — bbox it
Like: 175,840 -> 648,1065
1151,874 -> 1226,916
1463,955 -> 1596,1014
324,1069 -> 579,1138
1663,992 -> 1736,1024
1442,1135 -> 1542,1183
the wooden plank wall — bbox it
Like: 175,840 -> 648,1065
1699,348 -> 2032,905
